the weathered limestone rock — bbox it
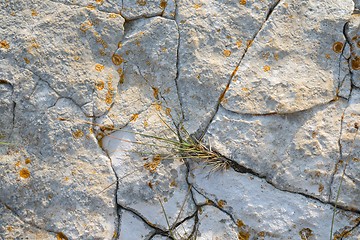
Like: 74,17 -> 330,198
176,0 -> 278,133
331,89 -> 360,210
205,100 -> 346,202
102,107 -> 196,230
190,164 -> 360,239
1,0 -> 360,239
117,209 -> 155,239
122,0 -> 176,20
223,0 -> 353,114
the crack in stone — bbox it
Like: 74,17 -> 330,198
198,0 -> 283,140
0,200 -> 60,238
173,0 -> 185,123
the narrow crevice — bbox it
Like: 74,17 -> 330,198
173,0 -> 185,122
198,0 -> 283,140
214,151 -> 360,215
0,201 -> 60,238
118,204 -> 170,236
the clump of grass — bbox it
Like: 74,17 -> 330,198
58,116 -> 231,173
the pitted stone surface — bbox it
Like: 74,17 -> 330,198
223,0 -> 353,114
190,165 -> 360,239
1,0 -> 360,239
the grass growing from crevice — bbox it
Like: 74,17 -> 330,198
330,123 -> 359,240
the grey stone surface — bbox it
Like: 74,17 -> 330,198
1,0 -> 360,239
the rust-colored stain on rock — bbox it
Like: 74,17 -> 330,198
332,42 -> 344,53
351,56 -> 360,70
112,54 -> 123,65
19,168 -> 30,178
0,40 -> 10,49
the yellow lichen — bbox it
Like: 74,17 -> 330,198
144,154 -> 162,173
332,42 -> 344,53
237,219 -> 245,228
318,184 -> 324,193
143,120 -> 149,128
130,113 -> 139,122
194,3 -> 202,9
109,13 -> 118,18
95,0 -> 104,4
223,49 -> 231,57
238,231 -> 250,240
263,65 -> 271,72
86,4 -> 96,10
217,199 -> 226,208
236,40 -> 242,48
96,80 -> 105,90
24,58 -> 30,64
31,9 -> 38,16
299,228 -> 313,240
239,0 -> 246,5
165,108 -> 171,116
152,87 -> 159,99
0,40 -> 10,49
160,0 -> 167,9
137,0 -> 147,6
112,54 -> 123,65
351,56 -> 360,70
25,158 -> 31,164
19,168 -> 30,179
72,130 -> 84,139
56,232 -> 68,240
95,64 -> 105,72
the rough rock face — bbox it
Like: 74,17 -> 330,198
1,0 -> 360,240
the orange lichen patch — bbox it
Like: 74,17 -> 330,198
241,87 -> 249,91
15,161 -> 21,167
19,168 -> 30,178
351,56 -> 360,70
95,80 -> 105,90
274,52 -> 279,61
239,0 -> 246,5
217,199 -> 226,208
118,42 -> 122,48
318,184 -> 324,193
95,64 -> 105,72
357,41 -> 360,48
95,0 -> 104,4
223,49 -> 231,57
64,176 -> 69,181
112,54 -> 123,65
246,40 -> 253,48
7,226 -> 13,232
353,157 -> 360,162
137,0 -> 147,6
56,232 -> 68,240
130,113 -> 139,122
99,49 -> 106,56
74,56 -> 80,61
0,40 -> 10,49
25,158 -> 31,164
24,58 -> 30,64
160,0 -> 167,9
86,4 -> 96,10
112,231 -> 118,239
221,97 -> 228,104
72,130 -> 84,139
80,20 -> 93,32
154,102 -> 162,111
109,13 -> 118,18
236,219 -> 245,228
236,40 -> 242,48
194,3 -> 202,9
263,65 -> 271,72
238,231 -> 250,240
31,9 -> 38,16
165,108 -> 171,116
105,92 -> 113,105
152,87 -> 159,99
312,131 -> 317,138
299,228 -> 313,240
219,84 -> 230,102
144,154 -> 162,173
170,179 -> 177,187
332,42 -> 344,53
144,120 -> 149,128
325,54 -> 331,59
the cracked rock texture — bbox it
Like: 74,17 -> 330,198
1,0 -> 360,239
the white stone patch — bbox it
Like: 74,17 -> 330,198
117,209 -> 155,240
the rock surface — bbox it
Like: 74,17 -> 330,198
1,0 -> 360,239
